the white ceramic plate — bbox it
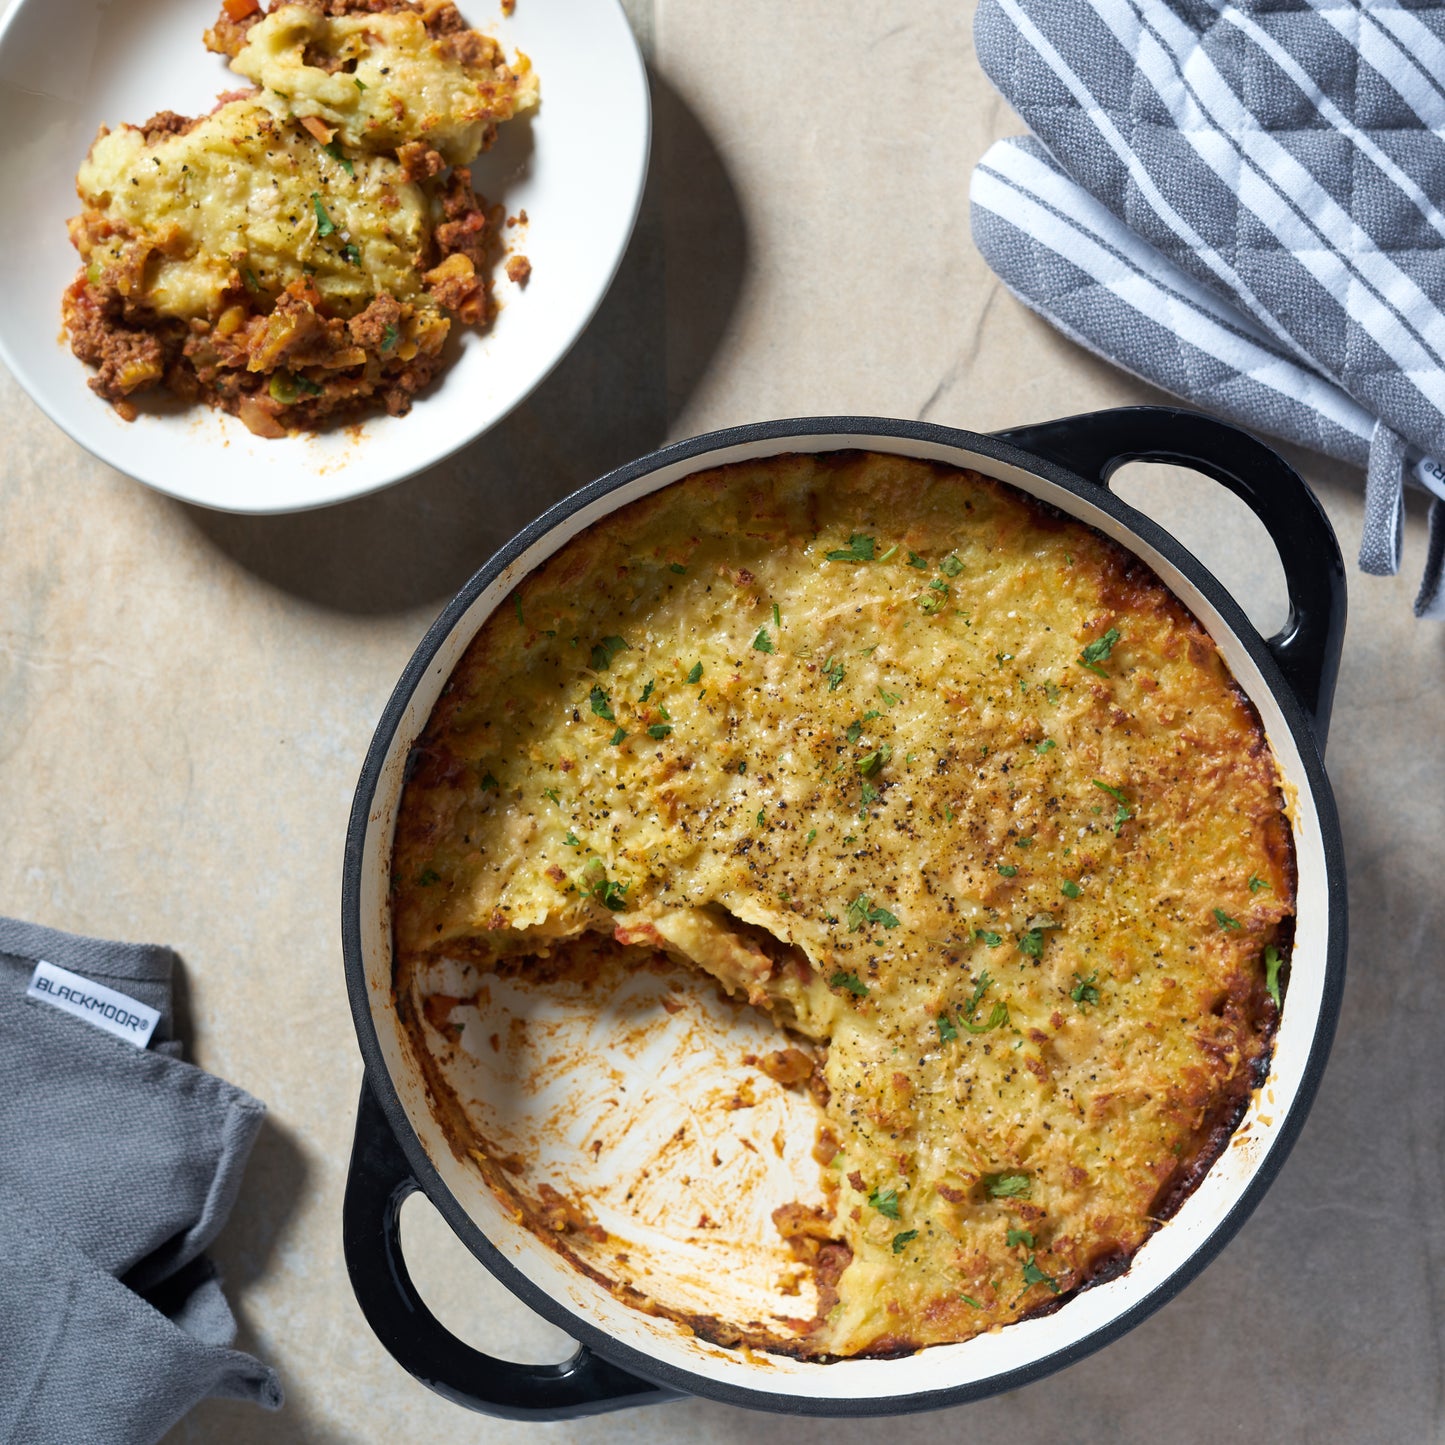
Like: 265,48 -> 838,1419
0,0 -> 649,513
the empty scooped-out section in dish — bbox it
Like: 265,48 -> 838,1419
408,935 -> 833,1341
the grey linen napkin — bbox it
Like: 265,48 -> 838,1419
969,0 -> 1445,618
0,918 -> 282,1443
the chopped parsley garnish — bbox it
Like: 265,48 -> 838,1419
772,602 -> 782,627
353,77 -> 368,91
1214,907 -> 1241,930
966,1000 -> 1008,1034
830,970 -> 869,998
243,266 -> 261,293
756,809 -> 766,826
974,928 -> 1003,947
590,635 -> 629,670
892,1230 -> 919,1254
1036,738 -> 1056,753
575,857 -> 628,911
960,972 -> 1007,1034
380,322 -> 398,352
960,1294 -> 983,1309
1017,929 -> 1045,958
512,593 -> 524,624
1071,971 -> 1100,1006
868,1185 -> 901,1219
640,679 -> 655,702
1015,837 -> 1033,849
563,831 -> 580,847
983,1171 -> 1032,1199
1091,779 -> 1133,833
752,627 -> 774,654
1022,1255 -> 1061,1294
920,583 -> 949,614
310,193 -> 336,237
1061,879 -> 1082,899
1249,874 -> 1270,893
856,744 -> 892,777
822,656 -> 846,691
937,1013 -> 958,1042
1042,680 -> 1061,703
877,545 -> 898,563
670,562 -> 687,574
340,242 -> 361,265
1006,1227 -> 1035,1249
805,828 -> 817,845
879,688 -> 901,707
907,550 -> 928,569
609,727 -> 627,745
846,719 -> 864,745
589,685 -> 615,720
542,786 -> 560,803
323,141 -> 355,176
845,894 -> 900,932
737,761 -> 747,775
1079,626 -> 1121,677
686,662 -> 703,684
479,771 -> 500,792
825,533 -> 876,563
647,723 -> 672,739
416,867 -> 440,887
1265,944 -> 1284,1007
859,782 -> 879,811
940,553 -> 964,577
997,863 -> 1018,878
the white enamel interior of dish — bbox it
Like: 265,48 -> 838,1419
357,432 -> 1333,1401
412,950 -> 831,1326
0,0 -> 647,513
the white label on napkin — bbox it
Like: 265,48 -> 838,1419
25,960 -> 159,1047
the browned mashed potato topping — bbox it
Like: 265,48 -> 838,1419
62,0 -> 536,435
391,452 -> 1294,1359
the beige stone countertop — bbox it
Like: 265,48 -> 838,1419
3,0 -> 1443,1440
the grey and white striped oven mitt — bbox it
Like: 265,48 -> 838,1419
969,0 -> 1445,619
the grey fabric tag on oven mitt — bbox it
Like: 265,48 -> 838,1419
0,917 -> 282,1444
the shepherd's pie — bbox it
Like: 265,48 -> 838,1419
391,451 -> 1293,1358
63,0 -> 536,435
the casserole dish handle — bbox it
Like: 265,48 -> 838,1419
993,406 -> 1346,747
343,1077 -> 675,1420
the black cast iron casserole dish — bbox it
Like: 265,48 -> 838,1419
341,407 -> 1347,1420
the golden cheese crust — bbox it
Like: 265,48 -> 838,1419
232,3 -> 535,165
392,451 -> 1293,1358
